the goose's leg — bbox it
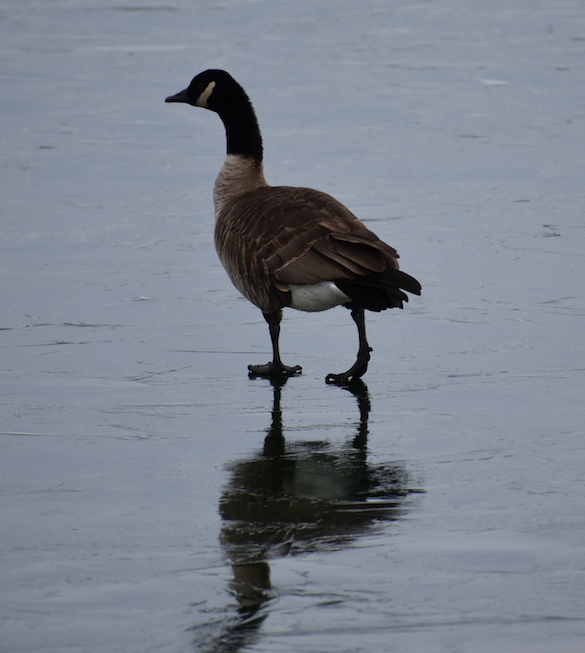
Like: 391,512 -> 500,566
248,310 -> 302,377
326,306 -> 372,384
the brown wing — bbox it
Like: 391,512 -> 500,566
235,186 -> 399,281
215,185 -> 419,312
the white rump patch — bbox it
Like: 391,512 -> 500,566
289,281 -> 351,313
196,81 -> 216,108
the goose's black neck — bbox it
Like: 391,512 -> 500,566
217,85 -> 263,163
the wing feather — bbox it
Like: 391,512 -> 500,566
215,184 -> 418,312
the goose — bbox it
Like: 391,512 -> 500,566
165,70 -> 421,383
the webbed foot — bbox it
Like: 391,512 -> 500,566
325,346 -> 372,385
248,361 -> 302,378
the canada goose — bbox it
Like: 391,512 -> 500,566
166,70 -> 421,383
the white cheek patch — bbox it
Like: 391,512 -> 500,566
196,81 -> 216,108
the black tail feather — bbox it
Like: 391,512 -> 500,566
335,269 -> 421,312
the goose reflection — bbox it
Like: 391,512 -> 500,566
197,378 -> 421,651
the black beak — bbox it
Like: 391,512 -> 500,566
165,88 -> 191,104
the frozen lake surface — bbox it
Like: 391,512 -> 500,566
2,1 -> 585,651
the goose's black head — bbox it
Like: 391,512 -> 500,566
165,69 -> 263,161
165,69 -> 243,113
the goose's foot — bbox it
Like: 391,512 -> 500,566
250,311 -> 302,378
325,346 -> 372,385
248,361 -> 302,377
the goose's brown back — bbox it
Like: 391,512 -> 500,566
214,184 -> 413,314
